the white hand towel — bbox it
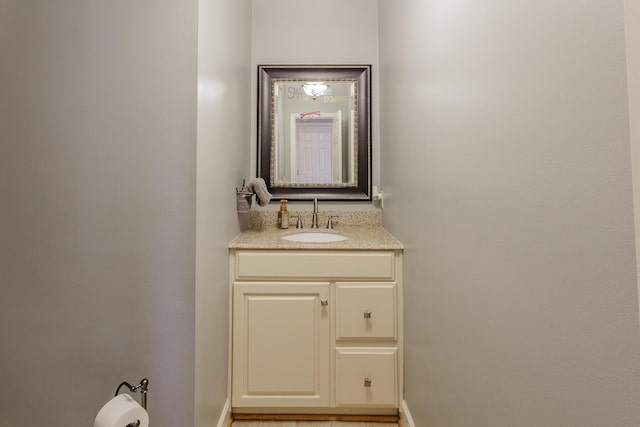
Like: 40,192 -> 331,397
247,178 -> 272,206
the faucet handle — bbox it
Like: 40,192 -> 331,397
326,215 -> 339,229
291,214 -> 303,229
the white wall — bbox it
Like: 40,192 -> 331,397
251,0 -> 380,210
195,0 -> 252,425
626,0 -> 640,318
0,1 -> 198,426
379,1 -> 640,426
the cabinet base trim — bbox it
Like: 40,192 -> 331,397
232,413 -> 399,423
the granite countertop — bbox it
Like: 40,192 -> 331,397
229,210 -> 403,250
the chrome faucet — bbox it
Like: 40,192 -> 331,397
311,198 -> 320,228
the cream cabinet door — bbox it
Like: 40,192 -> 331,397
232,283 -> 330,407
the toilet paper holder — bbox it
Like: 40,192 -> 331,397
115,377 -> 149,426
94,378 -> 150,427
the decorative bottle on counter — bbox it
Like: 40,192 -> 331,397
277,199 -> 290,229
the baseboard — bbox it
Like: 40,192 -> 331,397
216,398 -> 232,427
399,400 -> 416,427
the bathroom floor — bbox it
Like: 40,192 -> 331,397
232,422 -> 398,427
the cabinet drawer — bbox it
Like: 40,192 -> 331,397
335,347 -> 398,407
336,283 -> 397,340
234,250 -> 395,280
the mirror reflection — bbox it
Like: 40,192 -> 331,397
272,80 -> 357,185
258,65 -> 371,200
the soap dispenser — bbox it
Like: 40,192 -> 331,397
277,199 -> 290,229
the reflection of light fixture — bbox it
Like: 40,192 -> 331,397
303,82 -> 328,100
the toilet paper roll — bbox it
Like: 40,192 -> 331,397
94,393 -> 149,427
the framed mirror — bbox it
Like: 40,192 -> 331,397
258,65 -> 371,200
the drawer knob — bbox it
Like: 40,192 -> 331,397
320,298 -> 329,307
364,310 -> 372,319
364,377 -> 372,387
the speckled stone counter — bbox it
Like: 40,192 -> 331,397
229,210 -> 403,250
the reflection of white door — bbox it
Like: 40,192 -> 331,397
296,121 -> 333,183
290,112 -> 342,183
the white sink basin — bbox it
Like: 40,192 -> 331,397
281,232 -> 348,243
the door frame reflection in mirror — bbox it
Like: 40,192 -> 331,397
258,65 -> 371,201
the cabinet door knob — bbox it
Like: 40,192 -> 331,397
364,377 -> 372,387
364,310 -> 372,319
320,298 -> 329,306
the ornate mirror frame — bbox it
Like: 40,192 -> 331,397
257,65 -> 372,201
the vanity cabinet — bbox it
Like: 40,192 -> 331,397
230,249 -> 403,415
